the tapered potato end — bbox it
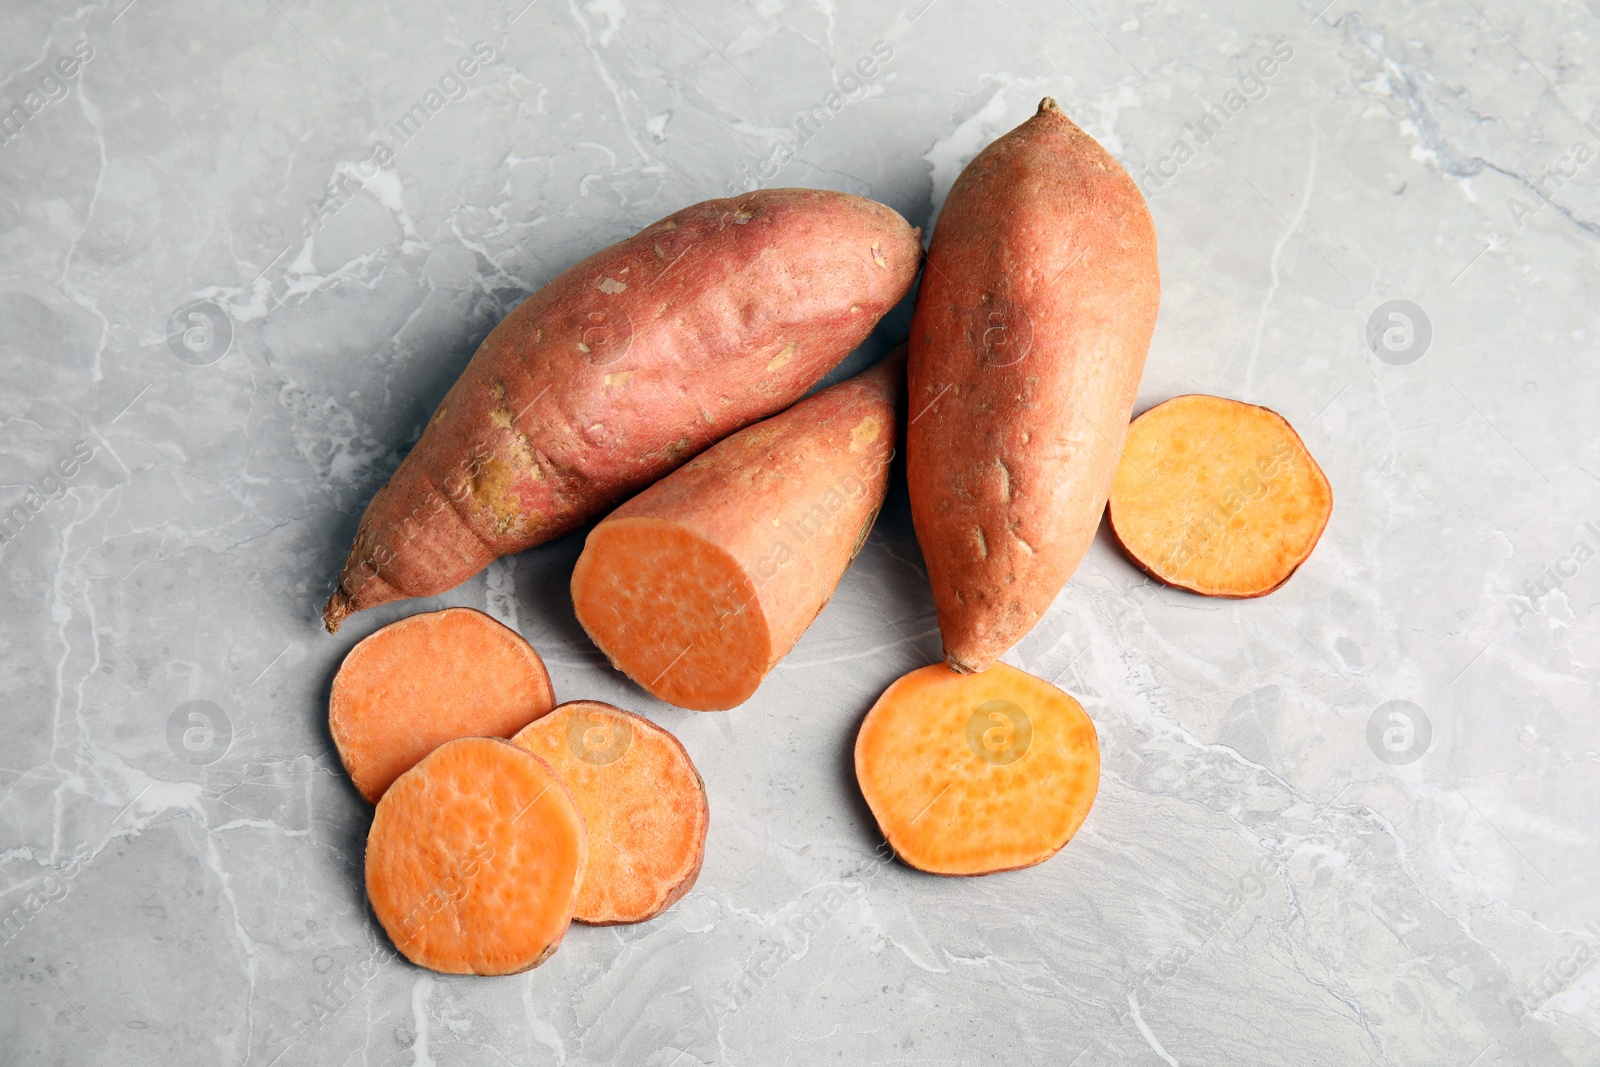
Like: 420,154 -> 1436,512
513,701 -> 709,925
938,602 -> 1036,676
855,663 -> 1100,876
943,650 -> 985,675
322,587 -> 352,634
1108,394 -> 1332,598
323,565 -> 405,634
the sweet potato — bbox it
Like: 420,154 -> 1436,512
512,701 -> 708,925
1107,394 -> 1332,597
907,98 -> 1160,673
855,662 -> 1099,876
570,352 -> 902,710
329,607 -> 554,803
366,736 -> 586,975
323,189 -> 921,633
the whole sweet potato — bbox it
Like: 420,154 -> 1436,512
907,99 -> 1160,672
324,189 -> 921,632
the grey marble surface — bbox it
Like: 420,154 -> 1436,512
2,0 -> 1598,1063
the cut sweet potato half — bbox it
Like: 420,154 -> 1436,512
1108,394 -> 1332,598
512,701 -> 708,925
571,354 -> 900,710
854,662 -> 1099,876
572,519 -> 768,711
366,736 -> 586,975
330,607 -> 556,803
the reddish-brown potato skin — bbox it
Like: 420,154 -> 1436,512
908,99 -> 1160,672
324,190 -> 921,632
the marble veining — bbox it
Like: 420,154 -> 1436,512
2,0 -> 1597,1063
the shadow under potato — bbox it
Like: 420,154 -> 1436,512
509,523 -> 605,666
830,422 -> 947,872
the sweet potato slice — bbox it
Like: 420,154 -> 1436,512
570,354 -> 900,710
366,736 -> 586,975
855,662 -> 1099,876
330,607 -> 555,803
512,701 -> 708,925
1108,394 -> 1332,597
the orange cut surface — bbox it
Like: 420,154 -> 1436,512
571,518 -> 770,710
513,701 -> 708,925
1108,394 -> 1332,597
330,607 -> 555,803
365,737 -> 586,975
855,663 -> 1099,876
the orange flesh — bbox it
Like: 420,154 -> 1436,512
1108,394 -> 1333,597
855,663 -> 1100,876
571,356 -> 899,711
512,701 -> 709,925
365,737 -> 586,975
329,607 -> 556,803
571,518 -> 770,711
